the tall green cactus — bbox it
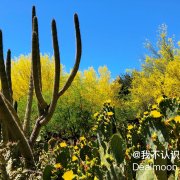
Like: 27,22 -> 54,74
0,6 -> 82,169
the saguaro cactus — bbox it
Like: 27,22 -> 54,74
0,6 -> 82,169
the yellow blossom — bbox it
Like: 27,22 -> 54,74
157,97 -> 164,104
80,143 -> 84,148
62,170 -> 75,180
127,134 -> 131,138
92,127 -> 97,131
94,112 -> 99,118
137,143 -> 141,148
127,124 -> 134,130
151,132 -> 157,141
174,115 -> 180,123
60,142 -> 67,148
144,111 -> 149,115
150,110 -> 162,118
54,163 -> 62,169
94,176 -> 99,180
74,146 -> 78,150
97,118 -> 102,122
152,104 -> 158,109
80,136 -> 86,141
147,159 -> 153,164
107,112 -> 114,116
72,155 -> 78,162
125,148 -> 130,156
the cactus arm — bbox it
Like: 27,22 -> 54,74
58,14 -> 82,97
30,14 -> 82,146
1,94 -> 22,129
32,31 -> 48,109
23,7 -> 36,136
0,93 -> 35,168
48,19 -> 60,112
13,101 -> 18,112
32,6 -> 36,29
52,19 -> 60,99
44,14 -> 81,121
29,117 -> 43,147
23,74 -> 34,137
32,15 -> 44,116
5,49 -> 13,103
33,16 -> 42,92
0,31 -> 11,102
29,17 -> 61,146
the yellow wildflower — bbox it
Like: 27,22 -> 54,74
62,170 -> 75,180
150,110 -> 162,118
72,155 -> 78,162
74,146 -> 78,150
137,143 -> 141,148
127,134 -> 131,138
152,104 -> 158,109
92,127 -> 97,131
60,142 -> 67,148
80,143 -> 84,148
94,176 -> 99,180
107,112 -> 114,116
80,136 -> 86,141
174,115 -> 180,123
125,148 -> 130,156
147,159 -> 153,164
94,112 -> 99,118
151,132 -> 157,141
157,96 -> 164,104
97,117 -> 102,122
127,124 -> 133,130
54,163 -> 62,169
144,111 -> 149,115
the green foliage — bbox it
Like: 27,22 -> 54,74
10,60 -> 120,137
42,96 -> 180,179
110,133 -> 126,164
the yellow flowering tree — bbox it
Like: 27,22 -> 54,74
11,55 -> 55,100
130,29 -> 180,114
8,55 -> 120,135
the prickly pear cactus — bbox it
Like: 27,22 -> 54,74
135,96 -> 180,179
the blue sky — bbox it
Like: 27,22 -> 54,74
0,1 -> 180,78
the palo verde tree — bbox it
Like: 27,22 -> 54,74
0,6 -> 82,169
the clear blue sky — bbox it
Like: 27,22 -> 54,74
0,1 -> 180,78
